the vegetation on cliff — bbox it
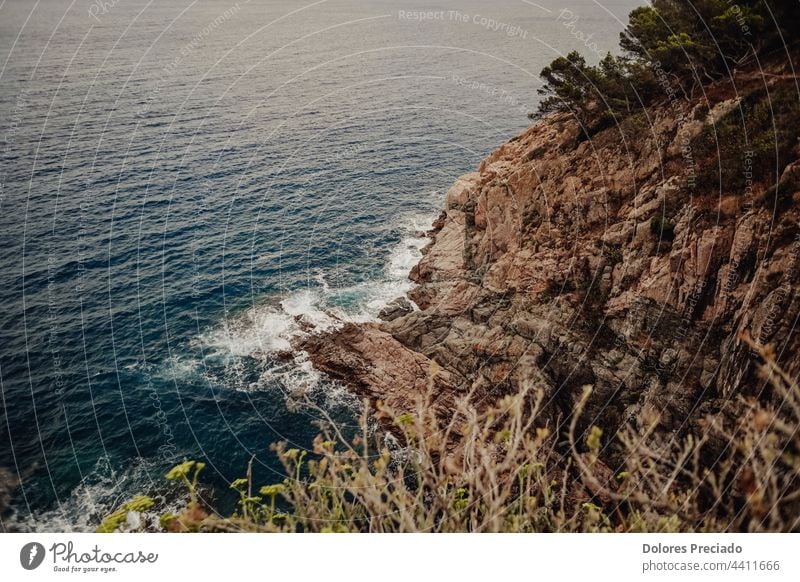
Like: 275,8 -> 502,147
106,1 -> 800,533
104,341 -> 798,532
537,0 -> 800,133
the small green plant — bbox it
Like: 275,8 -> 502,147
96,496 -> 154,533
165,460 -> 205,493
160,460 -> 208,532
586,425 -> 603,452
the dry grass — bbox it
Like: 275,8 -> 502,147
108,338 -> 799,533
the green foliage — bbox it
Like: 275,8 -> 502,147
692,87 -> 800,197
96,496 -> 154,533
586,425 -> 603,452
621,1 -> 790,77
537,51 -> 652,132
165,460 -> 203,483
537,0 -> 800,128
158,460 -> 210,532
394,412 -> 414,426
165,460 -> 205,500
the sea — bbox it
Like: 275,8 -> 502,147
0,0 -> 640,530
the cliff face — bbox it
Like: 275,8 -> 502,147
300,65 -> 800,446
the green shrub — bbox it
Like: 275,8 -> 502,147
537,1 -> 800,128
693,87 -> 800,197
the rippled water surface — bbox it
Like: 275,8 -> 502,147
0,0 -> 639,530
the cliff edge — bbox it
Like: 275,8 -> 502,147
299,62 -> 800,452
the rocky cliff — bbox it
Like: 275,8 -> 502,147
299,63 -> 800,452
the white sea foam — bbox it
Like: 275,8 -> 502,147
15,207 -> 438,532
328,211 -> 434,320
387,214 -> 433,280
186,206 -> 439,403
203,209 -> 436,360
160,355 -> 204,381
5,456 -> 188,533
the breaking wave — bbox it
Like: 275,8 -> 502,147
3,456 -> 188,533
191,209 -> 437,398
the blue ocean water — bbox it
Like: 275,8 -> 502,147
0,0 -> 639,530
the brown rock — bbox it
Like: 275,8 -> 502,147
296,323 -> 461,425
295,72 -> 800,459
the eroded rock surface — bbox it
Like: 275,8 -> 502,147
300,70 -> 800,447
